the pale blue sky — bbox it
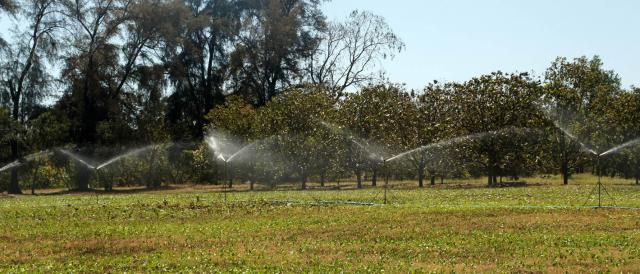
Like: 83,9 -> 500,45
1,0 -> 638,90
323,0 -> 640,90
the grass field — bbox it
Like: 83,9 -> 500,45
2,174 -> 640,272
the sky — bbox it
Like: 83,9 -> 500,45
323,0 -> 640,90
1,0 -> 638,91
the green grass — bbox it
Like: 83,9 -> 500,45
2,174 -> 640,272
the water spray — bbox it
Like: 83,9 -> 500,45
206,134 -> 262,198
548,116 -> 640,207
0,150 -> 54,173
55,145 -> 163,191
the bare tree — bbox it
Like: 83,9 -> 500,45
306,10 -> 404,99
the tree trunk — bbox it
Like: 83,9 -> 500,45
320,171 -> 325,187
371,167 -> 377,187
103,174 -> 113,191
269,177 -> 276,189
561,152 -> 569,184
9,96 -> 20,194
356,171 -> 362,189
559,131 -> 569,185
227,166 -> 233,189
75,166 -> 91,191
487,152 -> 498,187
153,179 -> 161,189
417,167 -> 424,188
301,175 -> 307,190
30,167 -> 38,195
8,139 -> 21,194
430,175 -> 436,186
487,165 -> 496,187
440,176 -> 444,184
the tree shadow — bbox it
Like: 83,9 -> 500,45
38,185 -> 179,196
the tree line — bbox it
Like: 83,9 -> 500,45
1,0 -> 639,193
0,0 -> 404,193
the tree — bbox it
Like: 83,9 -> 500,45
339,83 -> 412,187
0,107 -> 12,192
543,56 -> 623,184
60,0 -> 127,190
61,0 -> 129,144
451,72 -> 544,186
60,0 -> 180,189
603,88 -> 640,184
256,88 -> 338,189
164,0 -> 241,139
0,0 -> 59,194
406,82 -> 457,187
205,95 -> 258,188
306,10 -> 404,99
229,0 -> 325,106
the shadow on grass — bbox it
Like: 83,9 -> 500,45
386,181 -> 546,191
22,179 -> 567,197
37,185 -> 179,196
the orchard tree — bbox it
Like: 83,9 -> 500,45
543,56 -> 623,184
256,87 -> 338,189
339,83 -> 412,187
205,95 -> 259,188
452,72 -> 544,186
206,95 -> 258,141
606,88 -> 640,183
406,82 -> 457,187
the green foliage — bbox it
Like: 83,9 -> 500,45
450,72 -> 545,185
254,88 -> 340,187
26,111 -> 70,150
190,143 -> 218,184
542,56 -> 630,183
205,95 -> 258,141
